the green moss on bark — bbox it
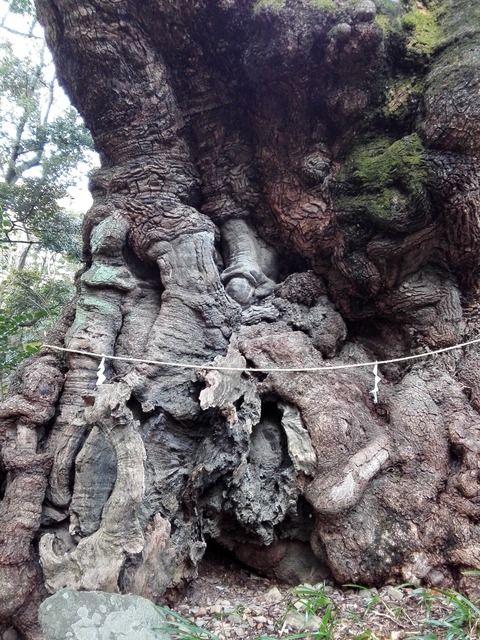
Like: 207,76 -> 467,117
335,134 -> 432,230
382,77 -> 424,125
374,0 -> 442,67
253,0 -> 337,12
309,0 -> 336,10
422,0 -> 480,152
400,3 -> 442,58
347,134 -> 429,191
253,0 -> 285,12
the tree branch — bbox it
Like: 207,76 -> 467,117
0,24 -> 42,39
0,239 -> 40,244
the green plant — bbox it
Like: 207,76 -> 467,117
289,584 -> 333,622
0,0 -> 95,396
407,586 -> 437,618
0,307 -> 46,398
154,606 -> 221,640
350,632 -> 379,640
153,583 -> 480,640
344,608 -> 362,621
344,585 -> 382,616
260,636 -> 318,639
155,595 -> 336,640
0,263 -> 77,391
419,590 -> 480,640
276,583 -> 337,639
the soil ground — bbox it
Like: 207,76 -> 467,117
162,546 -> 473,639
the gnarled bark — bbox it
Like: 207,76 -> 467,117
1,0 -> 480,637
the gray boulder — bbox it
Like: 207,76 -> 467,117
39,589 -> 167,640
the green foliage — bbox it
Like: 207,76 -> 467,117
0,179 -> 82,258
6,0 -> 34,14
1,266 -> 75,317
0,264 -> 76,397
0,307 -> 46,398
0,0 -> 94,255
0,0 -> 95,389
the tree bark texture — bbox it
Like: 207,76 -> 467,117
1,0 -> 480,637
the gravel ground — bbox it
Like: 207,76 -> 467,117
161,548 -> 468,639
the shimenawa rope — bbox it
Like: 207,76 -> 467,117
42,335 -> 480,374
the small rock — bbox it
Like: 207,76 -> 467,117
229,613 -> 243,623
387,587 -> 404,602
264,586 -> 283,603
234,628 -> 246,638
361,588 -> 379,605
284,612 -> 322,632
253,615 -> 267,623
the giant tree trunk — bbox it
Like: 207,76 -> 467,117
2,0 -> 480,637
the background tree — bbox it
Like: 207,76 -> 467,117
0,0 -> 95,396
1,0 -> 480,638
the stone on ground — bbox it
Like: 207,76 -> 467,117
39,589 -> 166,640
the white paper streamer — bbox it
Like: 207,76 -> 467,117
96,355 -> 106,387
370,362 -> 381,404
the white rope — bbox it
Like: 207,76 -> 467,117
42,335 -> 480,374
